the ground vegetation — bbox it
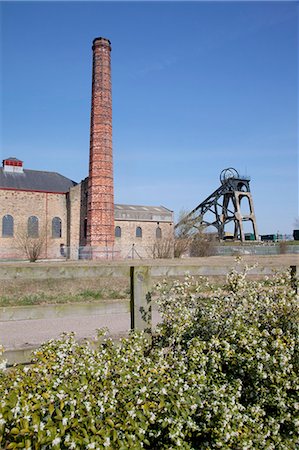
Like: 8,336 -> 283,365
1,261 -> 298,449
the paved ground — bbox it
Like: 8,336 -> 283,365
1,310 -> 161,351
1,254 -> 298,268
1,254 -> 297,363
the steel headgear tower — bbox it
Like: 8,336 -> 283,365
86,37 -> 114,255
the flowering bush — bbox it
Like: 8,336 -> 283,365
1,264 -> 298,449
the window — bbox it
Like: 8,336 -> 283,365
136,226 -> 142,238
28,216 -> 39,237
84,218 -> 88,239
115,226 -> 121,238
52,217 -> 62,238
2,215 -> 14,237
156,227 -> 162,239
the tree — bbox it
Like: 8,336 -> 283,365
151,237 -> 174,259
173,209 -> 194,258
174,209 -> 217,257
16,225 -> 46,262
189,231 -> 217,257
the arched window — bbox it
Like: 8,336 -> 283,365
84,218 -> 87,239
2,215 -> 14,237
136,226 -> 142,238
28,216 -> 39,237
115,226 -> 121,238
52,217 -> 62,238
156,227 -> 162,239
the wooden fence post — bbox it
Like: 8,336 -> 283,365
290,265 -> 298,294
130,266 -> 152,339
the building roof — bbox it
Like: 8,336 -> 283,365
3,157 -> 23,163
114,204 -> 173,222
0,168 -> 77,193
0,166 -> 173,221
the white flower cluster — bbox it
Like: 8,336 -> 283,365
0,264 -> 298,449
0,345 -> 7,372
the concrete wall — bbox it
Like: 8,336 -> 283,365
0,261 -> 278,282
1,261 -> 297,366
0,299 -> 130,322
0,264 -> 130,280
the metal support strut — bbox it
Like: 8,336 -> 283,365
175,168 -> 258,242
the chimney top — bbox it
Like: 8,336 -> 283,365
92,37 -> 111,50
3,157 -> 24,173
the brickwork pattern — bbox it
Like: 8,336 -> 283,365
87,37 -> 115,249
0,184 -> 174,261
0,190 -> 67,259
0,37 -> 175,261
114,220 -> 174,258
67,184 -> 82,260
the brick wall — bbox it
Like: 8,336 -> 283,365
114,220 -> 174,258
66,178 -> 89,259
79,178 -> 89,247
0,186 -> 174,260
67,184 -> 81,260
0,189 -> 67,259
87,37 -> 114,251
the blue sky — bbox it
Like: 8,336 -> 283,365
1,1 -> 298,235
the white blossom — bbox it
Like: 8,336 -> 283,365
52,437 -> 61,447
103,437 -> 110,447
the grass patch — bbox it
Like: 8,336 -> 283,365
286,239 -> 299,245
0,278 -> 130,307
78,289 -> 104,300
0,290 -> 128,307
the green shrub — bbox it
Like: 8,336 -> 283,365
1,264 -> 298,449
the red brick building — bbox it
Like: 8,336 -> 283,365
0,38 -> 173,260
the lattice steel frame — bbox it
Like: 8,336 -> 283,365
175,169 -> 258,242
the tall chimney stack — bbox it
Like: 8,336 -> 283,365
87,37 -> 114,254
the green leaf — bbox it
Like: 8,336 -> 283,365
55,408 -> 62,419
106,418 -> 114,427
20,428 -> 30,435
31,403 -> 40,411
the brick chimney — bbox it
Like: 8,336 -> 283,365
3,157 -> 24,173
86,37 -> 114,254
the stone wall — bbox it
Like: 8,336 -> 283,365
0,189 -> 67,259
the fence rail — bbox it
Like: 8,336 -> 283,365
216,245 -> 299,256
1,242 -> 299,262
1,263 -> 298,365
130,264 -> 298,338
